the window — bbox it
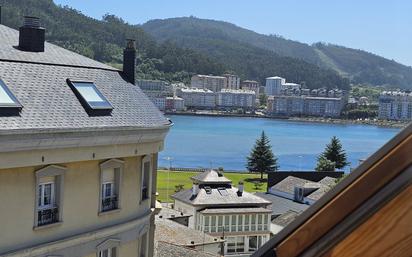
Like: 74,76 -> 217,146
100,159 -> 123,213
249,236 -> 258,252
258,214 -> 263,230
204,216 -> 210,232
245,215 -> 250,231
231,215 -> 237,232
236,236 -> 245,253
67,80 -> 112,115
141,155 -> 151,202
238,215 -> 243,231
251,214 -> 257,231
35,165 -> 65,228
98,248 -> 117,257
0,78 -> 22,116
97,239 -> 120,257
226,236 -> 245,254
218,215 -> 223,232
211,215 -> 216,232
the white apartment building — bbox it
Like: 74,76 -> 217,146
379,91 -> 412,120
191,74 -> 227,92
265,76 -> 286,96
172,170 -> 272,256
217,89 -> 256,110
177,88 -> 216,109
224,74 -> 241,90
165,96 -> 185,111
267,96 -> 343,117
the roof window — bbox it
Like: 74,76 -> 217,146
67,80 -> 112,116
0,78 -> 22,116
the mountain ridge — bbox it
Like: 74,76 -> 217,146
142,16 -> 412,88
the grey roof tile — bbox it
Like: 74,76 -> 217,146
172,186 -> 271,207
0,25 -> 169,132
0,25 -> 114,70
155,241 -> 219,257
191,169 -> 232,184
254,192 -> 309,216
155,217 -> 222,246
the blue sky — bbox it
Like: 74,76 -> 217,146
54,0 -> 412,66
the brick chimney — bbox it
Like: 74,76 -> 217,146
19,16 -> 45,52
123,39 -> 136,85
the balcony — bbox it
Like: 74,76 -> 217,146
37,206 -> 59,226
101,195 -> 118,212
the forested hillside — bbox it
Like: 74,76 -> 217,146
0,0 -> 350,89
0,0 -> 225,83
143,17 -> 412,88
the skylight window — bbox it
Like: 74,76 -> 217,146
67,80 -> 113,115
0,78 -> 22,116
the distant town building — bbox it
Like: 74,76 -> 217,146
138,79 -> 174,110
165,96 -> 185,111
191,74 -> 227,92
265,76 -> 286,96
223,73 -> 241,90
172,170 -> 272,256
177,88 -> 216,109
378,91 -> 412,120
267,95 -> 344,117
241,80 -> 260,95
217,89 -> 256,110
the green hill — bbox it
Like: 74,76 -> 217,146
142,17 -> 412,88
0,1 -> 350,89
0,0 -> 225,83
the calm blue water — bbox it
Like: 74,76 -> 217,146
159,115 -> 400,172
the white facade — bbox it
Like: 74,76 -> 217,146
191,74 -> 227,92
217,89 -> 256,110
177,88 -> 216,109
165,96 -> 185,111
379,91 -> 412,120
224,74 -> 241,90
265,76 -> 286,96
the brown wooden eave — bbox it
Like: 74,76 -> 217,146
253,123 -> 412,257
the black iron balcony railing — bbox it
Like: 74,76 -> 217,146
37,206 -> 59,226
101,195 -> 118,212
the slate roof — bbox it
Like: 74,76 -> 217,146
0,25 -> 114,70
191,169 -> 232,184
155,217 -> 223,246
172,186 -> 271,207
271,210 -> 302,227
155,241 -> 219,257
201,207 -> 272,214
158,206 -> 191,219
270,176 -> 315,194
0,25 -> 169,133
254,192 -> 309,216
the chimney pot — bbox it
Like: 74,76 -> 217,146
192,183 -> 199,197
237,181 -> 244,196
19,16 -> 45,52
123,39 -> 136,85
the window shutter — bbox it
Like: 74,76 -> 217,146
102,168 -> 115,183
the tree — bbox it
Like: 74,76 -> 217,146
315,156 -> 336,172
319,136 -> 348,169
246,131 -> 279,179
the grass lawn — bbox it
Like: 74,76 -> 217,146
157,170 -> 267,202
